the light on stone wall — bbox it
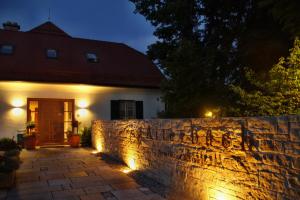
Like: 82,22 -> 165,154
205,111 -> 213,118
121,167 -> 132,174
128,157 -> 137,170
96,143 -> 103,152
210,188 -> 235,200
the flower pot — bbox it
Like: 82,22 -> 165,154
0,171 -> 15,189
24,135 -> 37,150
69,134 -> 80,148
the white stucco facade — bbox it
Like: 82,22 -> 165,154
0,81 -> 164,139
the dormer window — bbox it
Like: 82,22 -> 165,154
0,44 -> 14,55
86,53 -> 98,63
47,49 -> 58,58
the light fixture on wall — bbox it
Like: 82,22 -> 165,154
10,97 -> 25,116
11,98 -> 25,108
77,99 -> 89,108
11,108 -> 24,116
205,111 -> 213,118
128,157 -> 137,170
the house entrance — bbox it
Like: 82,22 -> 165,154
27,98 -> 74,145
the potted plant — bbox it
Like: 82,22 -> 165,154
0,138 -> 21,188
24,121 -> 37,150
68,121 -> 81,148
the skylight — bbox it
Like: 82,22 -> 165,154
0,44 -> 14,55
86,53 -> 98,63
47,49 -> 58,58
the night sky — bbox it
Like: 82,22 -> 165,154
0,0 -> 156,53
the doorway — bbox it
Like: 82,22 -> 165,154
27,98 -> 74,145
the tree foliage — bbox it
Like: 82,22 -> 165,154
230,38 -> 300,116
129,0 -> 299,117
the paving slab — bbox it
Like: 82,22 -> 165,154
0,148 -> 165,200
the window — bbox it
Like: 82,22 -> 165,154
0,44 -> 14,55
86,52 -> 98,63
111,100 -> 143,120
47,49 -> 58,58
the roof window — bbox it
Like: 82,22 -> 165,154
47,49 -> 58,58
86,53 -> 98,63
0,44 -> 14,55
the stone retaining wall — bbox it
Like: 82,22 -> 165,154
92,116 -> 300,200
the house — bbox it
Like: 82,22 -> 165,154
0,21 -> 165,145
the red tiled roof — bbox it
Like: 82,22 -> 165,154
0,22 -> 164,88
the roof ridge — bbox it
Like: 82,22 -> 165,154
28,21 -> 70,37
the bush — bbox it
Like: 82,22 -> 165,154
0,138 -> 19,151
0,155 -> 20,173
81,127 -> 92,147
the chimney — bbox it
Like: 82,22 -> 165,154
2,21 -> 20,31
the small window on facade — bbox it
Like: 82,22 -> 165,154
0,44 -> 14,55
111,100 -> 143,120
47,49 -> 58,58
86,53 -> 98,63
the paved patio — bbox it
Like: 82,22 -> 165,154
0,148 -> 165,200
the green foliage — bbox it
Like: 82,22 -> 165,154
0,138 -> 19,151
80,127 -> 92,147
0,155 -> 21,173
130,0 -> 298,117
230,38 -> 300,116
259,0 -> 300,36
0,138 -> 21,173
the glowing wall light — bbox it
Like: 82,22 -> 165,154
11,98 -> 25,108
78,108 -> 88,117
210,188 -> 236,200
128,157 -> 137,170
11,108 -> 24,116
205,111 -> 213,118
77,99 -> 89,108
121,167 -> 132,174
96,143 -> 103,152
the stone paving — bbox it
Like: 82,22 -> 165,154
0,148 -> 165,200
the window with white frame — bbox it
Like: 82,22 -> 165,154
86,52 -> 98,63
0,44 -> 14,55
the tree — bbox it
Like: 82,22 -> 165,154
129,0 -> 298,117
230,38 -> 300,116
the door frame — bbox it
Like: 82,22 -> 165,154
27,98 -> 75,145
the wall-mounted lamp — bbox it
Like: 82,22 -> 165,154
11,108 -> 24,116
11,98 -> 25,108
77,99 -> 89,108
205,111 -> 213,118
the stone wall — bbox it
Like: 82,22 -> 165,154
92,116 -> 300,200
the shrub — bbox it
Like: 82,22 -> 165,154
0,155 -> 20,173
81,127 -> 92,147
0,138 -> 19,151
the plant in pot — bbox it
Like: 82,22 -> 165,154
24,121 -> 37,150
0,138 -> 21,188
68,121 -> 81,148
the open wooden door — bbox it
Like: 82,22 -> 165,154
38,100 -> 64,145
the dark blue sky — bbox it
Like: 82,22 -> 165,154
0,0 -> 156,52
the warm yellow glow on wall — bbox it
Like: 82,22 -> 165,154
205,111 -> 213,118
209,187 -> 236,200
11,108 -> 25,116
77,108 -> 88,117
11,98 -> 25,107
121,167 -> 133,174
77,99 -> 89,108
128,157 -> 137,170
96,143 -> 103,152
